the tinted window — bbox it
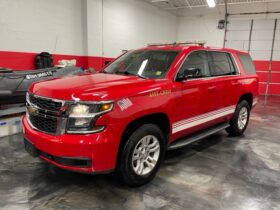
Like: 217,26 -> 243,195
238,53 -> 256,75
178,51 -> 210,78
209,52 -> 236,76
104,50 -> 179,79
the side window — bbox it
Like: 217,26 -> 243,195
237,53 -> 256,75
209,52 -> 236,76
178,51 -> 210,79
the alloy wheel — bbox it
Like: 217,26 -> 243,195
238,107 -> 248,130
132,135 -> 160,176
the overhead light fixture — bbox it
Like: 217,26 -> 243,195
206,0 -> 216,8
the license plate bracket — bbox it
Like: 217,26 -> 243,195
24,138 -> 39,157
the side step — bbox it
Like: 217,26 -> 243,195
168,123 -> 230,150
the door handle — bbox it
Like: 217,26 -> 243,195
208,86 -> 217,91
233,81 -> 241,86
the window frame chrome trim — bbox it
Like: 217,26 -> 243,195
173,49 -> 241,82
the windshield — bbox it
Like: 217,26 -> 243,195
103,50 -> 179,79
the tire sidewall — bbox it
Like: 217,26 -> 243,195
233,100 -> 250,133
120,124 -> 166,186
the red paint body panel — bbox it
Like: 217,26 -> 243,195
22,116 -> 121,172
22,45 -> 259,173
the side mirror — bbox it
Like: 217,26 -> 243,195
176,68 -> 202,82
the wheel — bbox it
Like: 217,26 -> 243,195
118,124 -> 166,187
226,100 -> 250,136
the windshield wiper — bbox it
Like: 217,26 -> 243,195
116,71 -> 147,79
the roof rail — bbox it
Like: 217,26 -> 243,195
147,41 -> 206,47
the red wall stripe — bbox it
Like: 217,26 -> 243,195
254,60 -> 280,95
87,56 -> 114,71
259,83 -> 267,95
0,51 -> 114,71
0,51 -> 280,94
253,60 -> 270,71
253,60 -> 280,71
272,61 -> 280,71
270,73 -> 280,83
0,51 -> 36,70
256,72 -> 268,83
268,84 -> 280,95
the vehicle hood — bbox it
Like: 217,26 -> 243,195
30,73 -> 170,101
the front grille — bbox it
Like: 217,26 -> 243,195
29,94 -> 62,112
29,114 -> 57,134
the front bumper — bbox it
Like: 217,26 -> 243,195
22,116 -> 121,173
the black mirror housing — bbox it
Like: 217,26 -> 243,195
176,71 -> 186,82
176,68 -> 202,81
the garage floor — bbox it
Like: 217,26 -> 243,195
1,96 -> 280,210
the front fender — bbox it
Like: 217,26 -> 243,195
96,88 -> 174,139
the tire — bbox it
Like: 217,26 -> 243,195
226,100 -> 250,136
118,124 -> 166,187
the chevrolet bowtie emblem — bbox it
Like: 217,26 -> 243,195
27,105 -> 37,114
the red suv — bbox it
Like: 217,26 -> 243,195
23,43 -> 259,186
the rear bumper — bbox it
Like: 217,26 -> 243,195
22,116 -> 121,173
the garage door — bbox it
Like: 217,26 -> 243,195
225,18 -> 280,95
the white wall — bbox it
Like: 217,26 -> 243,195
0,0 -> 86,55
103,0 -> 177,57
1,0 -> 279,60
226,19 -> 279,60
87,0 -> 177,58
176,2 -> 280,50
177,15 -> 280,61
177,17 -> 224,47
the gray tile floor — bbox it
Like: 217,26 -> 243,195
1,96 -> 280,210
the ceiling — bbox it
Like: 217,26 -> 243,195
145,0 -> 280,10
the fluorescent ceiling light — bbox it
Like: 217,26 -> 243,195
206,0 -> 216,8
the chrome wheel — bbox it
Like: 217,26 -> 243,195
238,107 -> 248,130
132,135 -> 160,176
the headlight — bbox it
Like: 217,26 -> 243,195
69,103 -> 113,117
70,104 -> 89,116
67,102 -> 113,134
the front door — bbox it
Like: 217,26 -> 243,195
172,50 -> 219,140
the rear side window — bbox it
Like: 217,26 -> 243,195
209,52 -> 236,76
237,53 -> 256,75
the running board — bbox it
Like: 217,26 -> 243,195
168,123 -> 230,150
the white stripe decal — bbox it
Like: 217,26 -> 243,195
173,106 -> 235,128
172,106 -> 235,134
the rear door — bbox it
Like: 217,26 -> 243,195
208,51 -> 240,108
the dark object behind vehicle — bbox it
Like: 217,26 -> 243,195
0,66 -> 83,105
34,52 -> 54,69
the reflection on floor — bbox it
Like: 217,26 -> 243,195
0,96 -> 280,210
